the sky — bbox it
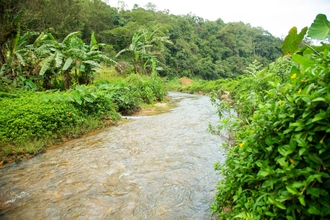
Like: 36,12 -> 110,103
109,0 -> 330,38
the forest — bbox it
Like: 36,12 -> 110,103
0,0 -> 283,91
1,0 -> 330,219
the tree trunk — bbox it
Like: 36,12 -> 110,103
64,71 -> 71,90
0,29 -> 18,66
0,49 -> 6,66
133,63 -> 138,74
43,74 -> 52,90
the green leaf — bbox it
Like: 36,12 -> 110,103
278,145 -> 294,157
268,197 -> 276,204
276,157 -> 288,168
298,195 -> 306,206
299,148 -> 307,156
62,57 -> 73,71
321,206 -> 330,216
312,97 -> 327,103
307,14 -> 330,40
75,85 -> 86,95
292,181 -> 305,189
39,54 -> 55,76
307,204 -> 321,215
263,178 -> 278,189
308,153 -> 323,164
89,31 -> 98,49
312,110 -> 327,123
282,27 -> 308,55
275,202 -> 286,210
307,174 -> 323,183
84,97 -> 94,103
307,187 -> 322,197
286,186 -> 300,195
70,92 -> 82,105
83,60 -> 100,68
292,54 -> 314,70
55,51 -> 64,68
258,170 -> 270,177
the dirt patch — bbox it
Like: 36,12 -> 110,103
180,77 -> 193,85
132,102 -> 171,116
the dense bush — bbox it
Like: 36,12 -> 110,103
0,94 -> 80,143
211,15 -> 330,219
0,88 -> 119,146
96,73 -> 165,114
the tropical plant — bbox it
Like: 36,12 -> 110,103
36,31 -> 115,90
116,23 -> 172,74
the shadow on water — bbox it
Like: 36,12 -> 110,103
0,92 -> 226,220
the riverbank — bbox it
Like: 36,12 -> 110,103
0,74 -> 167,166
0,98 -> 175,167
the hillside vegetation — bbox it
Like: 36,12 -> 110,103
1,0 -> 282,90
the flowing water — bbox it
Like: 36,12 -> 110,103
0,92 -> 226,220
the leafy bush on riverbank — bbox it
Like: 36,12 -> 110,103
0,74 -> 165,164
211,14 -> 330,219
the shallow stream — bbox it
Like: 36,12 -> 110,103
0,92 -> 226,219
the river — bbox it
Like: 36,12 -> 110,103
0,92 -> 226,220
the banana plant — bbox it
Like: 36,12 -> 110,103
116,24 -> 172,74
34,32 -> 76,90
2,27 -> 39,89
71,31 -> 116,85
36,31 -> 115,90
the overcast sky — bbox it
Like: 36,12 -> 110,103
110,0 -> 330,38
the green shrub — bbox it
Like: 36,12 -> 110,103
212,15 -> 330,219
126,73 -> 165,103
95,73 -> 166,115
0,94 -> 80,144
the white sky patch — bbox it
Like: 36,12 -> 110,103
109,0 -> 330,38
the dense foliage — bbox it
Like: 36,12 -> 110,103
211,14 -> 330,219
1,0 -> 282,89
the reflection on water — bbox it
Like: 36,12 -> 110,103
0,92 -> 226,219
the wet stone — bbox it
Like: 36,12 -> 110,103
0,92 -> 226,220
